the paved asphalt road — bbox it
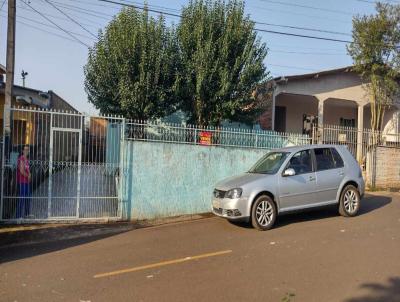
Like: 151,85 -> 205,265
1,192 -> 399,302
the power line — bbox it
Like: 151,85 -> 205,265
0,10 -> 95,40
256,28 -> 351,43
249,5 -> 350,24
45,1 -> 111,20
269,49 -> 348,56
63,0 -> 350,38
98,0 -> 181,17
21,0 -> 90,47
17,4 -> 103,28
120,0 -> 181,14
66,0 -> 181,14
268,43 -> 346,52
259,0 -> 354,16
0,14 -> 85,44
43,0 -> 97,38
255,21 -> 351,37
0,0 -> 6,10
98,0 -> 352,43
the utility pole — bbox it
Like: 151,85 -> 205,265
5,0 -> 16,137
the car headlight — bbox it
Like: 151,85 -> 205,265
225,188 -> 242,199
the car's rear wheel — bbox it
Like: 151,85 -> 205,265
251,195 -> 277,231
338,185 -> 360,217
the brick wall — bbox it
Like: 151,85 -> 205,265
368,146 -> 400,188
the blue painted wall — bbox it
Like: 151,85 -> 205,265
121,141 -> 268,220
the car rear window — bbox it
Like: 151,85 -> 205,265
314,148 -> 336,171
330,147 -> 344,168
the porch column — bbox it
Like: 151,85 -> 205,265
271,90 -> 277,131
356,104 -> 364,163
317,98 -> 325,143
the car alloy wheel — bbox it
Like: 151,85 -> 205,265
251,195 -> 277,231
256,200 -> 274,227
344,189 -> 358,214
339,185 -> 360,217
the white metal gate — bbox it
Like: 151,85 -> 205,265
0,107 -> 124,222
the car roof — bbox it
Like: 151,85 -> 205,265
273,144 -> 344,153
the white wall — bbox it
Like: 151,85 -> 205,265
275,94 -> 318,133
323,102 -> 358,125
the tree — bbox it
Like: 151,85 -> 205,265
348,3 -> 400,131
177,0 -> 268,126
84,7 -> 181,119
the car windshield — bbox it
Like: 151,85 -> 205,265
248,152 -> 289,174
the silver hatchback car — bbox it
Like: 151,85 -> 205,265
212,145 -> 365,231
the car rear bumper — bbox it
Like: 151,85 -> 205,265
359,177 -> 365,197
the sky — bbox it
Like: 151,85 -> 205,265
0,0 -> 379,114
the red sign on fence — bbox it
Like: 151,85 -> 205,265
199,131 -> 212,145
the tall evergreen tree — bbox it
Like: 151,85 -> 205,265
84,7 -> 181,119
177,0 -> 268,126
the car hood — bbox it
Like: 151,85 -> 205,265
215,173 -> 268,191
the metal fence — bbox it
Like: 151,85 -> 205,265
0,109 -> 314,223
125,120 -> 312,149
6,106 -> 400,222
0,107 -> 125,222
314,124 -> 400,170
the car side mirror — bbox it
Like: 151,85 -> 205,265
283,168 -> 296,177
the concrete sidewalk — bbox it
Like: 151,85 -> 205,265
0,223 -> 138,248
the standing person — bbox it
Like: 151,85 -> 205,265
16,145 -> 31,219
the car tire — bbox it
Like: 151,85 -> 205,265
338,185 -> 361,217
251,195 -> 277,231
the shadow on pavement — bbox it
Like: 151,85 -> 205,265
229,194 -> 392,230
0,223 -> 139,264
357,194 -> 392,215
345,277 -> 400,302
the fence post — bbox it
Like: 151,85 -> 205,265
0,106 -> 8,220
356,128 -> 363,164
318,125 -> 324,144
117,117 -> 126,219
370,146 -> 377,189
312,125 -> 317,144
75,115 -> 83,218
193,127 -> 197,144
47,111 -> 53,218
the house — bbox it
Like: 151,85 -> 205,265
0,63 -> 78,146
269,66 -> 400,135
264,66 -> 400,161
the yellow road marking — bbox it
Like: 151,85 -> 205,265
94,249 -> 232,279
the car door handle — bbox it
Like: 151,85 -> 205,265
309,176 -> 316,181
339,172 -> 344,176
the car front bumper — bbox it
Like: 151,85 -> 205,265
211,196 -> 250,220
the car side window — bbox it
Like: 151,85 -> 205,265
286,150 -> 313,175
314,148 -> 336,171
330,148 -> 344,168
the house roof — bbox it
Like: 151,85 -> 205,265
273,66 -> 354,83
0,63 -> 5,74
0,84 -> 79,112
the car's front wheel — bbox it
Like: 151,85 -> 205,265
251,195 -> 277,231
338,185 -> 361,217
